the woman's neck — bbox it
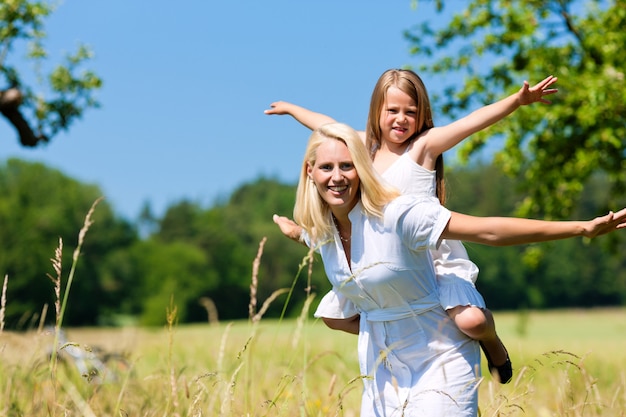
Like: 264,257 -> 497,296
332,212 -> 351,230
332,214 -> 352,249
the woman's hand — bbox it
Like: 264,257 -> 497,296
582,208 -> 626,238
273,214 -> 304,243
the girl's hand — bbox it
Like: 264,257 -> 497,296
264,101 -> 294,115
518,75 -> 558,105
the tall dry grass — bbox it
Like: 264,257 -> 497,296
0,274 -> 7,334
1,199 -> 625,416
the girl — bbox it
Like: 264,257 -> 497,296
266,70 -> 557,383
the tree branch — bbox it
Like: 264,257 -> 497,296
559,6 -> 603,66
0,88 -> 22,109
0,88 -> 47,146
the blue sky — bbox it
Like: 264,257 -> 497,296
1,1 -> 447,220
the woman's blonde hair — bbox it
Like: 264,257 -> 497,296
293,122 -> 400,244
365,69 -> 446,204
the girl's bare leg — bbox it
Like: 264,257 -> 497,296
447,305 -> 512,383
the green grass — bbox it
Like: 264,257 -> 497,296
2,308 -> 626,416
479,308 -> 626,416
1,203 -> 625,416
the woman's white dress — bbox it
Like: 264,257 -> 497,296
312,197 -> 480,416
315,152 -> 486,316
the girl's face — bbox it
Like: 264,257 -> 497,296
379,85 -> 418,145
307,139 -> 360,216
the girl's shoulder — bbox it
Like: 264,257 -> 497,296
406,128 -> 436,152
405,128 -> 441,169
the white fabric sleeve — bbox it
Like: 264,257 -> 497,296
395,196 -> 451,250
313,288 -> 359,319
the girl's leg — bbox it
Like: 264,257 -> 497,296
447,305 -> 512,383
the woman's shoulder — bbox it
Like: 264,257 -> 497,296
390,194 -> 440,206
382,195 -> 450,245
385,195 -> 442,219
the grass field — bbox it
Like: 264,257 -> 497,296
2,307 -> 625,416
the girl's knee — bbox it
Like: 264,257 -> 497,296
451,306 -> 492,337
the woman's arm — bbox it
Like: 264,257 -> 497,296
421,75 -> 558,158
322,315 -> 360,335
442,208 -> 626,246
272,214 -> 306,246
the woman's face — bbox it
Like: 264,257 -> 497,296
307,139 -> 360,216
379,85 -> 418,145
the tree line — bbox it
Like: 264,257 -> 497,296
0,158 -> 624,329
2,1 -> 625,329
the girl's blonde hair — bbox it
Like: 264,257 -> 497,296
293,123 -> 400,244
365,69 -> 446,204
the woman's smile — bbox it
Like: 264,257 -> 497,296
307,139 -> 360,215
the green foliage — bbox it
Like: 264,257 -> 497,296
0,158 -> 135,327
446,164 -> 626,309
0,159 -> 623,328
151,177 -> 328,321
407,0 -> 625,218
129,240 -> 217,326
0,0 -> 102,146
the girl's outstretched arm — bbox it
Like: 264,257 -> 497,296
265,101 -> 367,142
442,207 -> 626,246
265,101 -> 337,130
422,75 -> 558,158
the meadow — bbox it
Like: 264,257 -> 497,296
1,307 -> 626,416
1,203 -> 625,416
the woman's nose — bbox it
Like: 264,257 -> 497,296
331,168 -> 343,181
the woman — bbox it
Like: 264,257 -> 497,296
273,122 -> 625,416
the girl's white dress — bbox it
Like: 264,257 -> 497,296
311,197 -> 480,416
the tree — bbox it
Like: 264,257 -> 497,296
445,164 -> 626,309
152,178 -> 327,321
0,158 -> 136,327
127,239 -> 217,326
406,0 -> 625,218
0,1 -> 101,147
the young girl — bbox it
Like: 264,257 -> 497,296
265,69 -> 557,384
